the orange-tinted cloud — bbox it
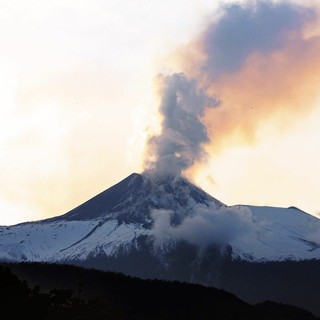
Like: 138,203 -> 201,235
184,1 -> 320,153
206,35 -> 320,152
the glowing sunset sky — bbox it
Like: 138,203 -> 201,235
1,0 -> 320,226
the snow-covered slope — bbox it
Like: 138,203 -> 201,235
230,206 -> 320,261
0,219 -> 149,262
0,173 -> 320,265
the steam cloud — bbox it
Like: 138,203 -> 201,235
152,204 -> 256,249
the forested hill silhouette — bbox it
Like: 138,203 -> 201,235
1,262 -> 318,320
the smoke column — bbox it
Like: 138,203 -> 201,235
144,73 -> 219,178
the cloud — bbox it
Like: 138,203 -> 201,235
151,204 -> 256,249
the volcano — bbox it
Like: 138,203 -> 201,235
1,173 -> 320,314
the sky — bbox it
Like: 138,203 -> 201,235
1,0 -> 320,225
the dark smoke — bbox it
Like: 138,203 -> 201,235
144,73 -> 219,178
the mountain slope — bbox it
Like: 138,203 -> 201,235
229,205 -> 320,261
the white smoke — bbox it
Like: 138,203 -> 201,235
151,203 -> 256,249
144,73 -> 219,178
